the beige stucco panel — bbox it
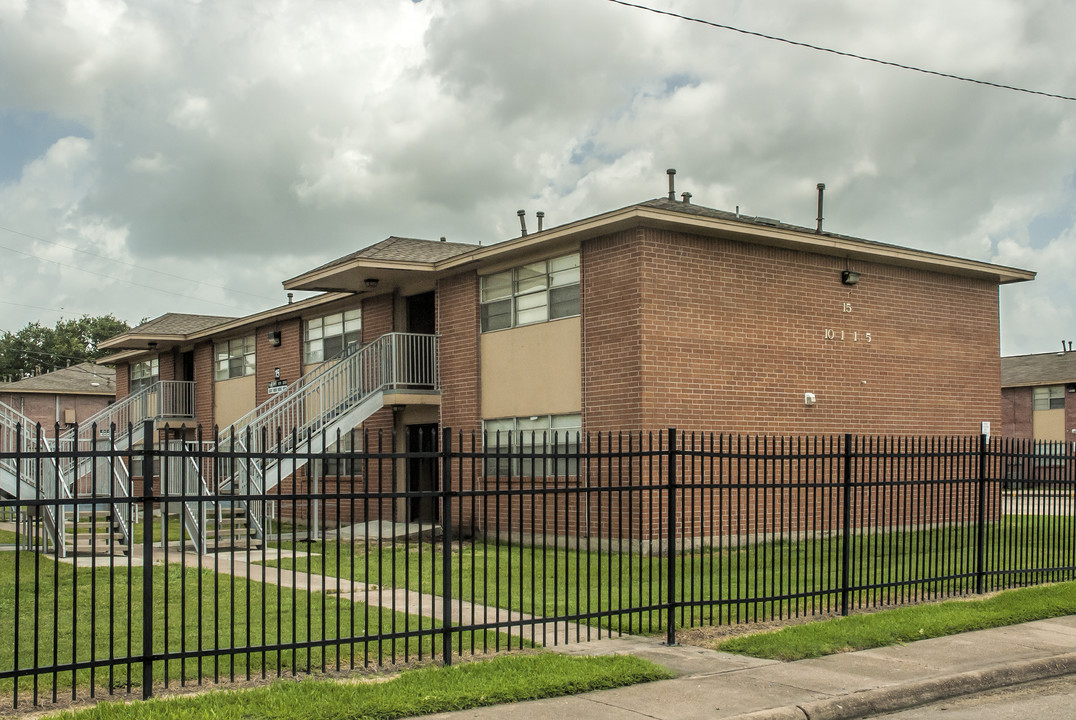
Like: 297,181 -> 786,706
214,375 -> 257,429
1033,408 -> 1066,442
480,317 -> 581,418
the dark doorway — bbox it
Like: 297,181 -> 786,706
406,423 -> 439,523
179,351 -> 195,381
406,292 -> 436,334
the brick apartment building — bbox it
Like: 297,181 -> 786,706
0,363 -> 115,439
1000,348 -> 1076,442
97,189 -> 1034,531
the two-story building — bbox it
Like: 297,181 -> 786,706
95,186 -> 1034,543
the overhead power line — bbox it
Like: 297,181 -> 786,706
0,239 -> 248,311
604,0 -> 1076,102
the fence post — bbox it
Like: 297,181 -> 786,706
841,433 -> 853,617
976,433 -> 988,594
666,427 -> 677,646
441,427 -> 453,666
141,419 -> 154,699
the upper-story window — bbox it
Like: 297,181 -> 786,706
480,252 -> 580,332
130,357 -> 159,393
214,336 -> 256,381
304,308 -> 361,364
1033,385 -> 1066,411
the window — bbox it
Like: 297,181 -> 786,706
130,358 -> 159,393
215,336 -> 256,381
304,309 -> 362,364
1033,386 -> 1066,411
483,413 -> 581,476
317,430 -> 363,478
480,253 -> 580,332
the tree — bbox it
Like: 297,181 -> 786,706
0,315 -> 131,381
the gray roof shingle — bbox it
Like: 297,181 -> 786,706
0,362 -> 115,395
1001,352 -> 1076,387
303,237 -> 476,276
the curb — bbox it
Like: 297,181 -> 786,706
723,650 -> 1076,720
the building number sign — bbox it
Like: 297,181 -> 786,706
824,302 -> 872,343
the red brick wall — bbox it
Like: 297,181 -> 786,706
0,392 -> 112,438
581,226 -> 1002,436
581,229 -> 645,432
437,272 -> 481,439
255,318 -> 302,406
362,293 -> 395,342
1001,387 -> 1033,439
157,351 -> 175,382
193,342 -> 215,433
116,362 -> 130,401
1068,390 -> 1076,440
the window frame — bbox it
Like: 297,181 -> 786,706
480,253 -> 580,332
483,413 -> 582,476
304,308 -> 362,364
1033,385 -> 1066,411
214,335 -> 256,381
130,357 -> 159,394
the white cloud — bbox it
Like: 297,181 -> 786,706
0,0 -> 1072,353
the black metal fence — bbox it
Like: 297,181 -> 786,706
1,423 -> 1075,707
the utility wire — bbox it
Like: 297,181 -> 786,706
0,239 -> 249,311
0,224 -> 279,302
605,0 -> 1076,102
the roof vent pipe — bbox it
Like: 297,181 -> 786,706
816,183 -> 826,234
287,292 -> 293,305
536,211 -> 545,232
517,210 -> 528,237
681,192 -> 692,204
667,168 -> 676,200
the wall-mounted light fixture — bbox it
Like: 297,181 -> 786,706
364,278 -> 379,289
804,392 -> 817,406
267,330 -> 282,347
841,270 -> 860,286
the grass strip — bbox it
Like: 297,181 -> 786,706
44,653 -> 672,720
718,580 -> 1076,661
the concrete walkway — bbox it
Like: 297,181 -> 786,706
421,616 -> 1076,720
179,549 -> 594,649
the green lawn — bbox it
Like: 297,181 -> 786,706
42,653 -> 672,720
717,580 -> 1076,660
267,515 -> 1076,635
0,551 -> 506,702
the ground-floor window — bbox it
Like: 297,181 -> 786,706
483,413 -> 581,476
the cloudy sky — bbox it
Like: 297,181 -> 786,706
0,0 -> 1073,355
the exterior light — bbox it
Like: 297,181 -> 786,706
841,270 -> 860,286
364,278 -> 379,289
267,330 -> 282,347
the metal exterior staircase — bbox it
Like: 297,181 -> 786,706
56,380 -> 195,556
212,332 -> 438,547
0,401 -> 66,555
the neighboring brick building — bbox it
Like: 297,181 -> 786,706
1000,349 -> 1076,442
98,188 -> 1035,533
0,362 -> 116,438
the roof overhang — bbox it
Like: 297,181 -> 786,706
285,204 -> 1035,292
99,292 -> 358,357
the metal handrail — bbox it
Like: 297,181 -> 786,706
0,401 -> 66,554
221,332 -> 438,457
215,332 -> 438,539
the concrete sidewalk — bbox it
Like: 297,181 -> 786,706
423,616 -> 1076,720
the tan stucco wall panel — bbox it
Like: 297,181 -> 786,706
1033,408 -> 1066,442
214,375 -> 257,429
480,318 -> 581,419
